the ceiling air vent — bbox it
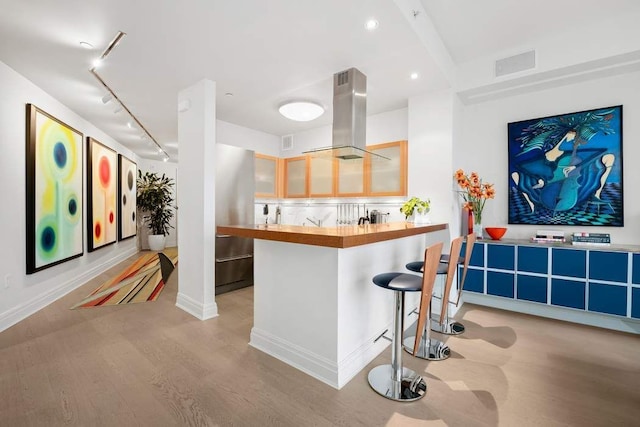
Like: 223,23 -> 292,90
281,134 -> 293,151
495,50 -> 536,77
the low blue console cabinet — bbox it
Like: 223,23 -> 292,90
460,239 -> 640,334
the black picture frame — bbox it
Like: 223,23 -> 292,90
26,104 -> 84,274
508,105 -> 623,227
118,154 -> 137,241
87,137 -> 118,251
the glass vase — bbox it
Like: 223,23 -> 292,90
473,211 -> 483,239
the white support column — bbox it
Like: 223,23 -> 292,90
176,79 -> 218,320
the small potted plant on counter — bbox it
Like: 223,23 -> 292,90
400,196 -> 431,224
137,170 -> 175,251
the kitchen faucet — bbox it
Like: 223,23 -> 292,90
306,217 -> 322,227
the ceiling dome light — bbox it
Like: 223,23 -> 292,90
278,101 -> 324,122
410,72 -> 419,80
365,19 -> 379,31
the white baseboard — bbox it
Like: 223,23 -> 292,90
250,326 -> 393,390
175,292 -> 218,320
336,327 -> 391,388
250,327 -> 340,389
0,247 -> 138,333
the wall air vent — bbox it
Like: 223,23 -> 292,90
281,134 -> 293,151
495,50 -> 536,77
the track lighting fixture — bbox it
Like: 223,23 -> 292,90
89,30 -> 170,161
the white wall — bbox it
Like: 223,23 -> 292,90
217,119 -> 280,156
457,70 -> 640,244
282,108 -> 408,157
0,60 -> 139,332
408,90 -> 456,227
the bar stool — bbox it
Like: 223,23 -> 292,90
435,233 -> 476,334
368,242 -> 443,402
406,233 -> 476,336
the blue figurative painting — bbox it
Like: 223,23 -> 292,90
508,105 -> 623,226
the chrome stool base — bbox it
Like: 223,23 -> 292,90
403,335 -> 450,361
367,365 -> 426,402
430,318 -> 465,335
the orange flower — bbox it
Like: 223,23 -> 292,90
453,168 -> 495,224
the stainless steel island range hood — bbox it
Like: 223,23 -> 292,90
304,67 -> 388,160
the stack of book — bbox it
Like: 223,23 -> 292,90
531,229 -> 565,243
572,232 -> 611,246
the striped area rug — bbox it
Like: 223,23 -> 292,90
71,248 -> 178,309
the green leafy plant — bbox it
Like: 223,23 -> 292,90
136,170 -> 175,236
400,197 -> 431,219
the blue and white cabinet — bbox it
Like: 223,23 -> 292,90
460,240 -> 640,333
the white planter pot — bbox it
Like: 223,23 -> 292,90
411,211 -> 432,224
148,234 -> 166,251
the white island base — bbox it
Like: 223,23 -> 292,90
250,235 -> 432,389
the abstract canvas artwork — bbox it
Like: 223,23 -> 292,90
508,105 -> 623,226
87,137 -> 117,251
26,104 -> 84,274
118,154 -> 137,240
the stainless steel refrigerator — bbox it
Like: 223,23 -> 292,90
215,144 -> 254,294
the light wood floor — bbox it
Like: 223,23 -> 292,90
1,254 -> 639,426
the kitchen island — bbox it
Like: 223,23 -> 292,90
217,222 -> 448,389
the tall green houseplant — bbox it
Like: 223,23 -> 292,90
137,170 -> 175,236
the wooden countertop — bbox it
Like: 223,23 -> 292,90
217,222 -> 448,249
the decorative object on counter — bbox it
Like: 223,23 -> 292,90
571,232 -> 611,246
530,229 -> 565,243
508,105 -> 623,227
455,169 -> 495,239
485,227 -> 508,241
400,197 -> 431,224
275,206 -> 281,224
137,170 -> 175,251
263,204 -> 269,224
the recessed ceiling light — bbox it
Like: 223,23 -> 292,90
92,58 -> 103,68
365,19 -> 379,31
410,72 -> 419,80
279,101 -> 324,122
79,41 -> 93,49
225,92 -> 234,97
126,121 -> 133,129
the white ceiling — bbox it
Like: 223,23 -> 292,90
0,0 -> 638,160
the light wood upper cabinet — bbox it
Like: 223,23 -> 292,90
367,140 -> 407,197
309,156 -> 335,197
284,156 -> 308,198
336,157 -> 366,197
255,154 -> 281,198
259,140 -> 407,199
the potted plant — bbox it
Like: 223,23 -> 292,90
136,170 -> 175,251
400,197 -> 431,224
